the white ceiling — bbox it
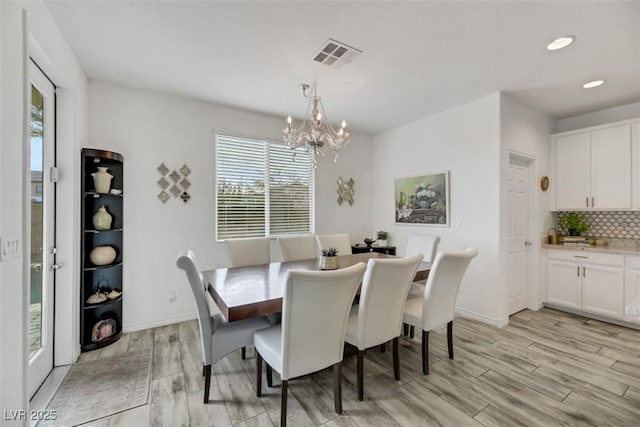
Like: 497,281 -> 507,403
44,0 -> 640,135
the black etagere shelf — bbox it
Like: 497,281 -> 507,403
80,148 -> 124,352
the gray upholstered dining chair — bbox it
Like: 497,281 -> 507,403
278,235 -> 317,261
176,250 -> 271,403
254,263 -> 367,427
225,237 -> 270,267
402,247 -> 478,374
344,253 -> 424,400
315,233 -> 352,256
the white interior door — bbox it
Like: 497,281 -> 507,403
27,61 -> 56,399
507,156 -> 531,315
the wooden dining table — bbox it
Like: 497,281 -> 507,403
203,252 -> 431,322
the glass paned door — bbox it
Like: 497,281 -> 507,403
28,61 -> 56,399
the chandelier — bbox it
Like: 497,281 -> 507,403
283,81 -> 350,166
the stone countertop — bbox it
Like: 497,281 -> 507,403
543,242 -> 640,256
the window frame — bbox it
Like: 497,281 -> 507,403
214,131 -> 315,242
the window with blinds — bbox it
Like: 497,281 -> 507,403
216,134 -> 313,240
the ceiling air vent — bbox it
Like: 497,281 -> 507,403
313,38 -> 362,68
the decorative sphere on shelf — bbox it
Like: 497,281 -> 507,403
89,246 -> 116,266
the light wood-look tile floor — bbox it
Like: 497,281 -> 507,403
76,308 -> 640,426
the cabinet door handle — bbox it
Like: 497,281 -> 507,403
577,266 -> 580,277
586,197 -> 589,207
591,197 -> 594,207
582,266 -> 586,277
573,255 -> 588,259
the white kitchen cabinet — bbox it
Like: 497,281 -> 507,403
624,256 -> 640,324
582,264 -> 624,319
545,249 -> 624,319
553,124 -> 632,211
546,259 -> 582,308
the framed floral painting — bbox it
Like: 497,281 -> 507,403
395,171 -> 449,226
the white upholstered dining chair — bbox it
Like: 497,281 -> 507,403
254,263 -> 367,427
315,233 -> 352,256
278,235 -> 317,261
176,250 -> 271,403
406,234 -> 441,294
225,237 -> 270,267
344,253 -> 424,400
402,247 -> 478,374
404,234 -> 441,337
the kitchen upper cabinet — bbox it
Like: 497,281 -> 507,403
555,133 -> 590,210
553,124 -> 632,211
590,126 -> 632,209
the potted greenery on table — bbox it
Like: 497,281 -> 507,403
377,230 -> 389,246
319,247 -> 339,270
558,213 -> 590,236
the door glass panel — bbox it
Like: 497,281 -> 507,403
29,85 -> 45,359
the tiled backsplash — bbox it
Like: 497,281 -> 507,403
556,211 -> 640,239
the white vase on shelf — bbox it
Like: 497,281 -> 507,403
92,205 -> 113,230
377,239 -> 388,247
91,166 -> 113,194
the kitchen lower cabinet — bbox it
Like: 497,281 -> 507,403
545,249 -> 624,320
546,259 -> 582,309
581,264 -> 624,319
624,256 -> 640,324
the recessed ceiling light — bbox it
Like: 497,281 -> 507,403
547,36 -> 575,51
583,80 -> 605,89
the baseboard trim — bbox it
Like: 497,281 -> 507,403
455,307 -> 508,328
543,303 -> 640,330
123,312 -> 197,333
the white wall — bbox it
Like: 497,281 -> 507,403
500,93 -> 553,312
556,101 -> 640,132
371,93 -> 505,325
1,3 -> 29,420
1,0 -> 88,420
0,0 -> 4,411
88,81 -> 372,332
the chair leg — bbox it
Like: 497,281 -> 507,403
380,343 -> 386,353
333,362 -> 342,414
256,351 -> 262,397
204,364 -> 212,403
393,337 -> 400,380
357,349 -> 364,401
266,363 -> 273,388
409,325 -> 415,339
447,321 -> 454,360
241,346 -> 247,360
422,330 -> 430,375
281,379 -> 288,427
202,364 -> 205,377
403,323 -> 409,336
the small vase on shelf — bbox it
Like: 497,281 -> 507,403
92,205 -> 113,230
377,239 -> 388,247
92,166 -> 113,194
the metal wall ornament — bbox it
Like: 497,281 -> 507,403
157,162 -> 191,204
336,176 -> 355,206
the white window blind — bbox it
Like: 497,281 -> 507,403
216,134 -> 313,240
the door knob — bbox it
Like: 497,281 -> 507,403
524,241 -> 533,246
